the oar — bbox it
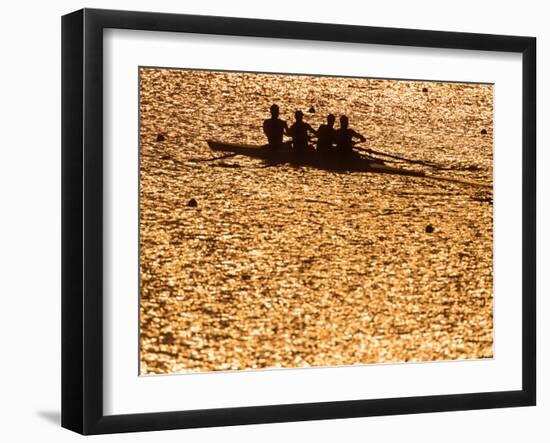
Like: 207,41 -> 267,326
355,145 -> 450,170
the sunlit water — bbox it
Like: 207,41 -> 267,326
139,68 -> 493,375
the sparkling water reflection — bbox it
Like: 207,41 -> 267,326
139,68 -> 493,374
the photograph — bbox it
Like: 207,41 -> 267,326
138,67 -> 494,375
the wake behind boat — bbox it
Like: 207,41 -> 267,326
207,140 -> 427,178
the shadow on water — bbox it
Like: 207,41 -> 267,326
208,140 -> 418,173
206,140 -> 491,188
365,147 -> 483,172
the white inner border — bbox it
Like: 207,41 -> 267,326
103,29 -> 523,415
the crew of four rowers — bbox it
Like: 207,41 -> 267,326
262,104 -> 366,155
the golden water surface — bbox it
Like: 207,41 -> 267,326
139,67 -> 493,375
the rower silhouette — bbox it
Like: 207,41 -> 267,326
335,115 -> 366,157
288,110 -> 316,152
316,114 -> 336,153
263,104 -> 288,149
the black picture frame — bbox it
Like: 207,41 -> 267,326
62,8 -> 536,435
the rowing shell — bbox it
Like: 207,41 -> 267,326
206,140 -> 426,178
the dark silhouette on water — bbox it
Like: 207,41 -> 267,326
206,139 -> 492,188
206,139 -> 422,177
288,110 -> 316,152
262,104 -> 289,149
364,147 -> 480,171
335,115 -> 366,156
316,114 -> 336,153
205,106 -> 490,188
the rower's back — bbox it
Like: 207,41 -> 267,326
263,118 -> 286,147
317,114 -> 336,152
335,116 -> 353,154
263,104 -> 287,148
288,110 -> 314,151
335,115 -> 365,156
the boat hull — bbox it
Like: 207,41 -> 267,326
207,140 -> 426,177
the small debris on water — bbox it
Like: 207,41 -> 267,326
422,87 -> 428,93
481,129 -> 488,135
162,332 -> 174,345
187,198 -> 198,207
308,106 -> 316,113
156,133 -> 166,142
425,224 -> 434,233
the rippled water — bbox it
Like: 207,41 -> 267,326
139,67 -> 493,375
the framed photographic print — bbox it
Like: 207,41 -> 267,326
61,8 -> 536,435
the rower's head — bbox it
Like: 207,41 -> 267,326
340,115 -> 349,129
270,104 -> 280,118
294,110 -> 304,122
327,114 -> 335,127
